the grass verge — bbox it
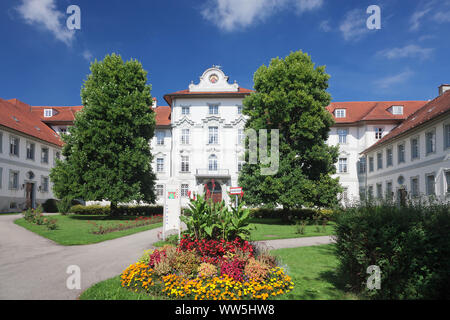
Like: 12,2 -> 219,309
14,214 -> 162,245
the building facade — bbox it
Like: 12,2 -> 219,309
1,67 -> 448,212
362,86 -> 450,203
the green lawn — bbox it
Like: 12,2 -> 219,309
79,244 -> 358,300
249,218 -> 335,241
14,214 -> 162,245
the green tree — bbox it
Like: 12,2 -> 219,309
238,50 -> 341,209
50,54 -> 157,215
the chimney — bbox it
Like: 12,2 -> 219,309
152,97 -> 157,109
439,84 -> 450,96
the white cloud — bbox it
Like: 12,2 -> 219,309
339,9 -> 370,41
434,11 -> 450,23
374,69 -> 414,89
410,6 -> 433,31
319,20 -> 331,32
16,0 -> 75,46
201,0 -> 323,32
377,44 -> 434,60
82,50 -> 93,62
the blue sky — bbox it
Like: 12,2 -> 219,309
1,0 -> 450,106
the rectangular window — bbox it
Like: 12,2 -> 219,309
368,185 -> 374,199
208,127 -> 218,144
386,182 -> 393,199
41,147 -> 49,163
376,183 -> 383,199
391,105 -> 404,115
386,148 -> 393,167
0,131 -> 3,153
359,187 -> 366,201
156,158 -> 164,173
0,167 -> 2,189
377,153 -> 383,170
156,184 -> 164,197
10,136 -> 19,156
156,131 -> 165,145
398,144 -> 405,164
445,171 -> 450,194
335,109 -> 346,118
411,177 -> 419,197
369,157 -> 374,172
181,155 -> 189,172
9,170 -> 19,190
181,184 -> 189,197
238,160 -> 245,172
444,124 -> 450,149
41,176 -> 49,192
411,138 -> 419,160
359,157 -> 366,174
426,131 -> 436,154
209,105 -> 219,115
338,158 -> 348,173
44,109 -> 53,117
338,129 -> 348,144
375,128 -> 384,140
426,174 -> 435,195
340,187 -> 348,202
181,129 -> 190,145
237,105 -> 243,114
181,106 -> 190,115
26,142 -> 35,160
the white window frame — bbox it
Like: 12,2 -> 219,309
376,183 -> 383,199
181,184 -> 189,197
386,147 -> 393,167
41,176 -> 49,192
398,143 -> 405,164
369,156 -> 374,172
335,109 -> 346,118
425,129 -> 436,155
411,137 -> 420,160
375,127 -> 384,140
181,129 -> 190,145
425,173 -> 436,196
237,105 -> 243,115
208,126 -> 219,145
156,184 -> 164,197
181,106 -> 190,115
208,154 -> 218,171
156,158 -> 164,173
444,123 -> 450,150
9,170 -> 19,190
44,109 -> 53,117
337,129 -> 348,144
156,131 -> 165,145
238,129 -> 244,145
181,155 -> 190,173
41,147 -> 49,164
411,176 -> 420,198
9,136 -> 19,156
209,105 -> 219,115
338,158 -> 348,173
445,170 -> 450,194
377,152 -> 383,170
391,105 -> 404,115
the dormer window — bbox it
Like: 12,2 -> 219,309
335,109 -> 346,118
391,105 -> 403,115
44,109 -> 53,117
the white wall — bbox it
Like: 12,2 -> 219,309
0,126 -> 61,212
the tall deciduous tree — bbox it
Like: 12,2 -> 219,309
238,50 -> 341,209
50,54 -> 157,214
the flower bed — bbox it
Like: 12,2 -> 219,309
88,215 -> 163,234
120,236 -> 294,300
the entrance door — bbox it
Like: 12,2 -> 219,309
398,188 -> 407,207
206,181 -> 222,203
25,183 -> 34,209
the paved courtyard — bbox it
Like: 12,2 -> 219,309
0,213 -> 334,300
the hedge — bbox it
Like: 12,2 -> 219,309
334,202 -> 450,299
69,204 -> 163,216
249,207 -> 335,221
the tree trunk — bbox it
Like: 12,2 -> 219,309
110,201 -> 118,217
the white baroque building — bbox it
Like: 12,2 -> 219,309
1,66 -> 448,212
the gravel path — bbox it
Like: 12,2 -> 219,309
0,213 -> 334,300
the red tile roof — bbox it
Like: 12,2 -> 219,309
31,106 -> 83,123
326,100 -> 427,124
154,106 -> 171,126
163,87 -> 254,106
0,98 -> 63,147
363,91 -> 450,153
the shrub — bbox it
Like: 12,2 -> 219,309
154,257 -> 173,276
249,207 -> 333,222
220,257 -> 246,282
334,202 -> 450,299
137,249 -> 154,265
57,197 -> 73,215
69,204 -> 163,216
198,263 -> 218,278
173,251 -> 201,277
42,199 -> 59,213
244,258 -> 270,281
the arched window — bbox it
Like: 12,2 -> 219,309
208,154 -> 218,171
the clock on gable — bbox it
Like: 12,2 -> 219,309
209,74 -> 219,84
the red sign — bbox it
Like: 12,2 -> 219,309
229,187 -> 243,195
